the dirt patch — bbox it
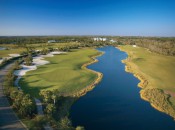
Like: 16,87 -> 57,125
165,90 -> 175,97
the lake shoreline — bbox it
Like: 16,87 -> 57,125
72,50 -> 104,97
117,46 -> 175,120
15,48 -> 104,129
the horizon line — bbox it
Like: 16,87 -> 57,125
0,35 -> 175,38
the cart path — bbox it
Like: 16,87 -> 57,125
0,63 -> 26,130
34,98 -> 53,130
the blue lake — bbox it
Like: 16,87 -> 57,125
70,46 -> 175,130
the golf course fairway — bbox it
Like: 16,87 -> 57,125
19,48 -> 101,97
119,45 -> 175,118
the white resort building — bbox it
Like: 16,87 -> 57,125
48,40 -> 56,43
93,37 -> 107,41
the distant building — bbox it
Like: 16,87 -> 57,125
93,37 -> 107,41
110,39 -> 116,43
48,40 -> 56,43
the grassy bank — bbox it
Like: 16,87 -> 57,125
119,45 -> 175,119
19,48 -> 102,98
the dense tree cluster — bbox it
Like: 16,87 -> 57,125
39,90 -> 59,118
133,38 -> 175,56
141,88 -> 175,118
24,54 -> 33,66
14,60 -> 22,70
10,90 -> 35,117
39,90 -> 85,129
0,36 -> 95,44
3,64 -> 36,117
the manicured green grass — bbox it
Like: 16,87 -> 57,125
0,48 -> 25,57
119,45 -> 175,104
20,48 -> 99,97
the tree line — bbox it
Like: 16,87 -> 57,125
113,37 -> 175,56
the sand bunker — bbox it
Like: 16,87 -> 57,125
0,57 -> 13,65
9,54 -> 20,57
50,51 -> 66,55
0,54 -> 20,65
14,51 -> 66,88
14,51 -> 65,78
0,59 -> 3,64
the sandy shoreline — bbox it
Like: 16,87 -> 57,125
116,46 -> 175,119
116,46 -> 149,89
72,51 -> 104,97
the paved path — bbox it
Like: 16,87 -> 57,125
34,98 -> 53,130
0,63 -> 26,130
34,98 -> 44,115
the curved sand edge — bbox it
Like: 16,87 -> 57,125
72,51 -> 104,97
117,46 -> 175,119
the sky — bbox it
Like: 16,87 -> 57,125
0,0 -> 175,36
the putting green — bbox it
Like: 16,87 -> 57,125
19,48 -> 100,97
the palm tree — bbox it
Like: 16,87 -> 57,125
24,54 -> 33,66
20,94 -> 34,116
40,90 -> 52,103
51,94 -> 56,105
45,103 -> 56,115
76,126 -> 85,130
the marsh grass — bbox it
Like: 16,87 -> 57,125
119,45 -> 175,119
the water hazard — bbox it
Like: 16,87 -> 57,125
70,46 -> 175,130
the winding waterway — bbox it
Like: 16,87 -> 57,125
70,46 -> 175,130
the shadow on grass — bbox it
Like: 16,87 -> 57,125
58,53 -> 68,55
20,79 -> 53,98
37,66 -> 49,69
69,49 -> 78,52
27,80 -> 41,84
132,58 -> 145,62
54,96 -> 78,121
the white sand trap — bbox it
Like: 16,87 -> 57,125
14,65 -> 37,76
50,51 -> 66,55
14,51 -> 66,80
14,52 -> 66,88
9,54 -> 20,57
0,59 -> 3,64
0,57 -> 12,65
14,54 -> 51,77
4,57 -> 12,60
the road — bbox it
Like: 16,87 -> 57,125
0,63 -> 26,130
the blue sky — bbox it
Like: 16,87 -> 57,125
1,0 -> 175,36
